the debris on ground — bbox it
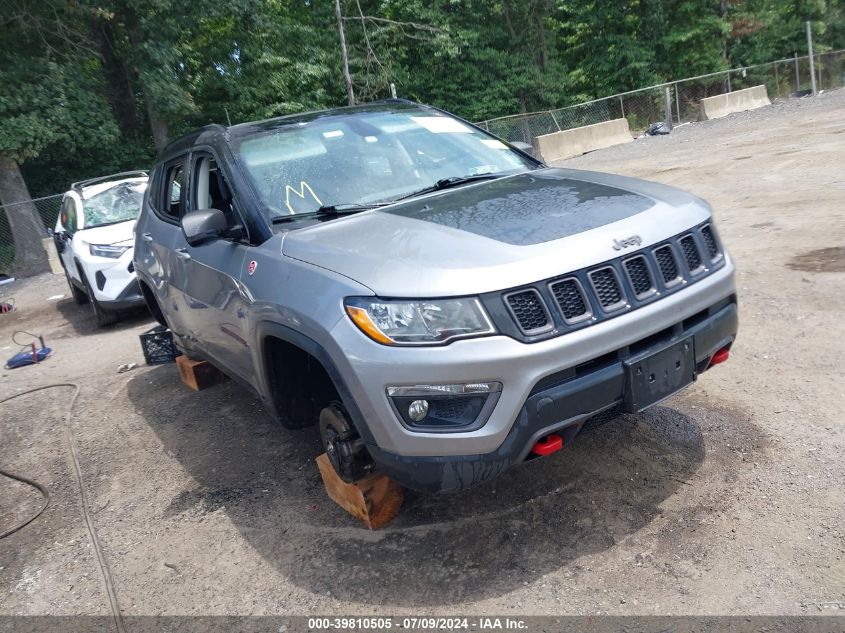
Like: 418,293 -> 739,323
646,121 -> 672,135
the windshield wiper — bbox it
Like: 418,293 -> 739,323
314,202 -> 390,217
395,173 -> 505,202
270,202 -> 389,224
84,218 -> 134,229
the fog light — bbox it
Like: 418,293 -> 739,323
387,382 -> 503,431
408,399 -> 429,422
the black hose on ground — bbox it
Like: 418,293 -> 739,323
0,467 -> 49,539
0,383 -> 125,633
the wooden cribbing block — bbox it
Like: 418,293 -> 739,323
316,453 -> 404,529
176,355 -> 228,391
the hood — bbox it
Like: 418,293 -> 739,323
75,219 -> 136,247
282,168 -> 711,296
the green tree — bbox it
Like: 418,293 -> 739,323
0,1 -> 120,274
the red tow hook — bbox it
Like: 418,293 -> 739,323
531,433 -> 563,456
709,346 -> 730,368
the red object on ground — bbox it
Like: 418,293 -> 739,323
531,433 -> 564,456
709,347 -> 730,367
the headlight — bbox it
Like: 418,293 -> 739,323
89,244 -> 130,259
345,297 -> 495,345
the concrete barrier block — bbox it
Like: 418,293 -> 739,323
535,118 -> 633,163
699,85 -> 771,121
41,237 -> 63,275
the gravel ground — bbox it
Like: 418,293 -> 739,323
0,90 -> 843,619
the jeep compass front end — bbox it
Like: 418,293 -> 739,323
135,101 -> 737,493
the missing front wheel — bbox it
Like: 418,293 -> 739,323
318,403 -> 375,482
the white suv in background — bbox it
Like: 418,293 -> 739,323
53,171 -> 149,327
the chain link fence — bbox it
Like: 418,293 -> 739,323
478,49 -> 845,146
2,52 -> 844,278
0,194 -> 62,277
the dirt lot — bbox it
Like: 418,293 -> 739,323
1,90 -> 844,619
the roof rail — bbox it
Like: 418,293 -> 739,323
71,170 -> 148,191
371,97 -> 418,105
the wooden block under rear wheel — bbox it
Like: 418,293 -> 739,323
316,453 -> 404,529
175,355 -> 228,391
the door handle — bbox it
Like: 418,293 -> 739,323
140,232 -> 153,242
175,248 -> 191,261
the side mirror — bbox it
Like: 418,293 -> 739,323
50,228 -> 67,254
511,141 -> 536,157
182,208 -> 228,246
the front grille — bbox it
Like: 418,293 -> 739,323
588,267 -> 626,311
680,234 -> 703,273
623,256 -> 655,299
505,290 -> 550,334
550,278 -> 590,323
494,221 -> 726,343
700,224 -> 720,260
654,245 -> 680,285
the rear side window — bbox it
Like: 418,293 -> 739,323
158,160 -> 186,220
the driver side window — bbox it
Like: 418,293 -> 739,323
191,153 -> 244,240
60,196 -> 79,233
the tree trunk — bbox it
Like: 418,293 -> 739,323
535,0 -> 550,72
96,20 -> 141,139
0,158 -> 50,276
142,89 -> 170,152
335,0 -> 355,105
122,6 -> 171,151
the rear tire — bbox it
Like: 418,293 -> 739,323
80,269 -> 118,327
66,270 -> 88,305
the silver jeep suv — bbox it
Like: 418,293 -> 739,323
134,101 -> 737,492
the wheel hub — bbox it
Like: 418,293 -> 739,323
319,403 -> 375,483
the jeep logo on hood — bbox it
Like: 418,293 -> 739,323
612,235 -> 643,251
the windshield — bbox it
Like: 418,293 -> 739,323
233,107 -> 537,218
82,180 -> 147,227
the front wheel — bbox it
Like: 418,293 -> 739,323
318,403 -> 374,483
65,270 -> 88,305
80,270 -> 117,327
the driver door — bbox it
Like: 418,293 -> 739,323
170,150 -> 254,383
57,195 -> 81,277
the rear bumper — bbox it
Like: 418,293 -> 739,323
368,298 -> 737,492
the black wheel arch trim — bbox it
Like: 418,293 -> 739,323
135,274 -> 168,326
253,321 -> 376,445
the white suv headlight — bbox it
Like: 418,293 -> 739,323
345,297 -> 495,345
89,244 -> 130,259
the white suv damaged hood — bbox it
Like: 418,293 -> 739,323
74,219 -> 136,248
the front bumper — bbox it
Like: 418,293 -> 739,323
104,280 -> 146,311
368,298 -> 737,492
77,246 -> 144,308
329,257 -> 736,458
